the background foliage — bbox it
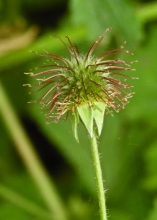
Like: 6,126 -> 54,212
0,0 -> 157,219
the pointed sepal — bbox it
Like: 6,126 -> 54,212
93,102 -> 106,136
77,104 -> 93,137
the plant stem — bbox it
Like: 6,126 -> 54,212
0,80 -> 68,220
90,129 -> 107,220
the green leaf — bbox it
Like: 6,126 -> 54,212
70,0 -> 143,47
93,102 -> 106,136
77,104 -> 93,137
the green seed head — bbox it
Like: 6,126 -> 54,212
24,28 -> 137,140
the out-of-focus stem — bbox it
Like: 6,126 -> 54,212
0,80 -> 68,220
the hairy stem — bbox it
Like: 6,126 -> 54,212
90,129 -> 107,220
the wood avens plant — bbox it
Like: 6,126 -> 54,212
24,28 -> 137,220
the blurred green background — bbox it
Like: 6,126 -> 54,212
0,0 -> 157,219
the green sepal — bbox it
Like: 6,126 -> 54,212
70,112 -> 79,142
74,102 -> 106,139
77,103 -> 93,137
93,102 -> 106,136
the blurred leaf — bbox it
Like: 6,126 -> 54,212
0,27 -> 85,72
70,0 -> 143,47
0,121 -> 23,179
0,173 -> 51,219
138,1 -> 157,23
0,203 -> 31,220
143,139 -> 157,190
68,195 -> 96,220
147,198 -> 157,220
126,25 -> 157,125
3,173 -> 46,205
0,0 -> 21,23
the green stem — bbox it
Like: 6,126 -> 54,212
90,129 -> 107,220
0,80 -> 68,220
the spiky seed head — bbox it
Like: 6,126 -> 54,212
24,28 -> 137,140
